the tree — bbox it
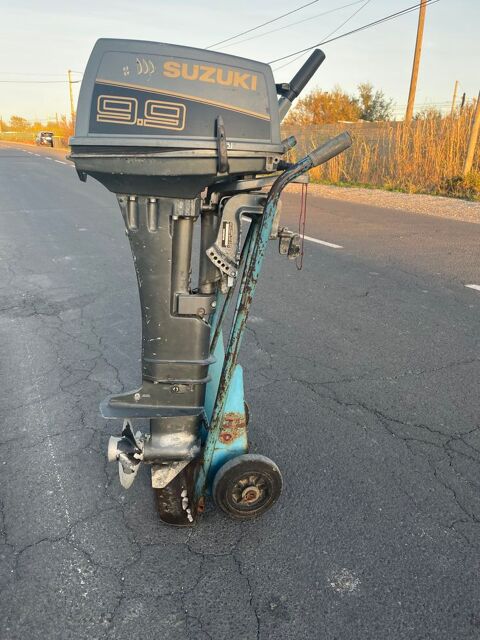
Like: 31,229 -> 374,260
9,115 -> 29,131
414,106 -> 442,120
357,83 -> 394,121
284,86 -> 361,125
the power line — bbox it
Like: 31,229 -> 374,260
268,0 -> 439,64
217,1 -> 366,50
0,80 -> 81,84
0,71 -> 82,76
271,0 -> 438,65
206,0 -> 322,49
322,0 -> 372,42
274,0 -> 372,72
393,101 -> 451,107
0,72 -> 67,77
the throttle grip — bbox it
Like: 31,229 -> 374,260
277,49 -> 326,121
307,132 -> 352,168
284,49 -> 326,102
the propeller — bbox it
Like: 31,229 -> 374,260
108,420 -> 144,489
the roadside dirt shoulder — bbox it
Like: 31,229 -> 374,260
286,183 -> 480,224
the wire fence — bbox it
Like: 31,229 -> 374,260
282,107 -> 480,198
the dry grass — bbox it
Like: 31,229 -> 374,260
283,106 -> 480,199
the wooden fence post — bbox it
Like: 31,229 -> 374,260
463,90 -> 480,176
450,80 -> 459,116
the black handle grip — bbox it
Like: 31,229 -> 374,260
285,49 -> 326,102
307,132 -> 352,168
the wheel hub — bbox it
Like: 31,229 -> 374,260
242,486 -> 261,503
233,473 -> 267,506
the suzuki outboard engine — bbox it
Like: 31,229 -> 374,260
70,38 -> 351,525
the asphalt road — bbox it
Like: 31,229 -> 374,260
0,142 -> 479,640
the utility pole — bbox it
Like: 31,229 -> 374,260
450,80 -> 459,116
463,90 -> 480,176
405,0 -> 428,122
68,70 -> 76,126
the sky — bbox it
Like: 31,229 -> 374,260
0,0 -> 478,122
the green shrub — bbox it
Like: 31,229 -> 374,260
441,173 -> 480,200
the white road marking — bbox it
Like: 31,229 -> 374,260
238,216 -> 342,249
34,153 -> 40,156
465,284 -> 480,292
45,157 -> 52,160
304,235 -> 343,249
54,160 -> 67,165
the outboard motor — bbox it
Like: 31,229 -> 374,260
70,38 -> 351,525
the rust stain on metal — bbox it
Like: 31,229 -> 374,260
219,411 -> 247,444
197,496 -> 206,512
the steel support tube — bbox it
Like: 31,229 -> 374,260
171,217 -> 194,299
199,210 -> 221,295
195,132 -> 352,503
209,219 -> 258,354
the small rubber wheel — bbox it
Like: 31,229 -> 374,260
212,454 -> 283,520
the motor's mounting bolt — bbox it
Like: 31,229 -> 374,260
171,385 -> 180,393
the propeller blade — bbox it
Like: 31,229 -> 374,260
118,460 -> 140,489
107,436 -> 122,462
122,419 -> 143,450
122,419 -> 136,443
108,421 -> 145,489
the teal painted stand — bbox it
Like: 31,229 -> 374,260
203,321 -> 248,493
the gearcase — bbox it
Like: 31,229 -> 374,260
69,38 -> 351,525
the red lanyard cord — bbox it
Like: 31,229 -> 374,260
296,182 -> 308,270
